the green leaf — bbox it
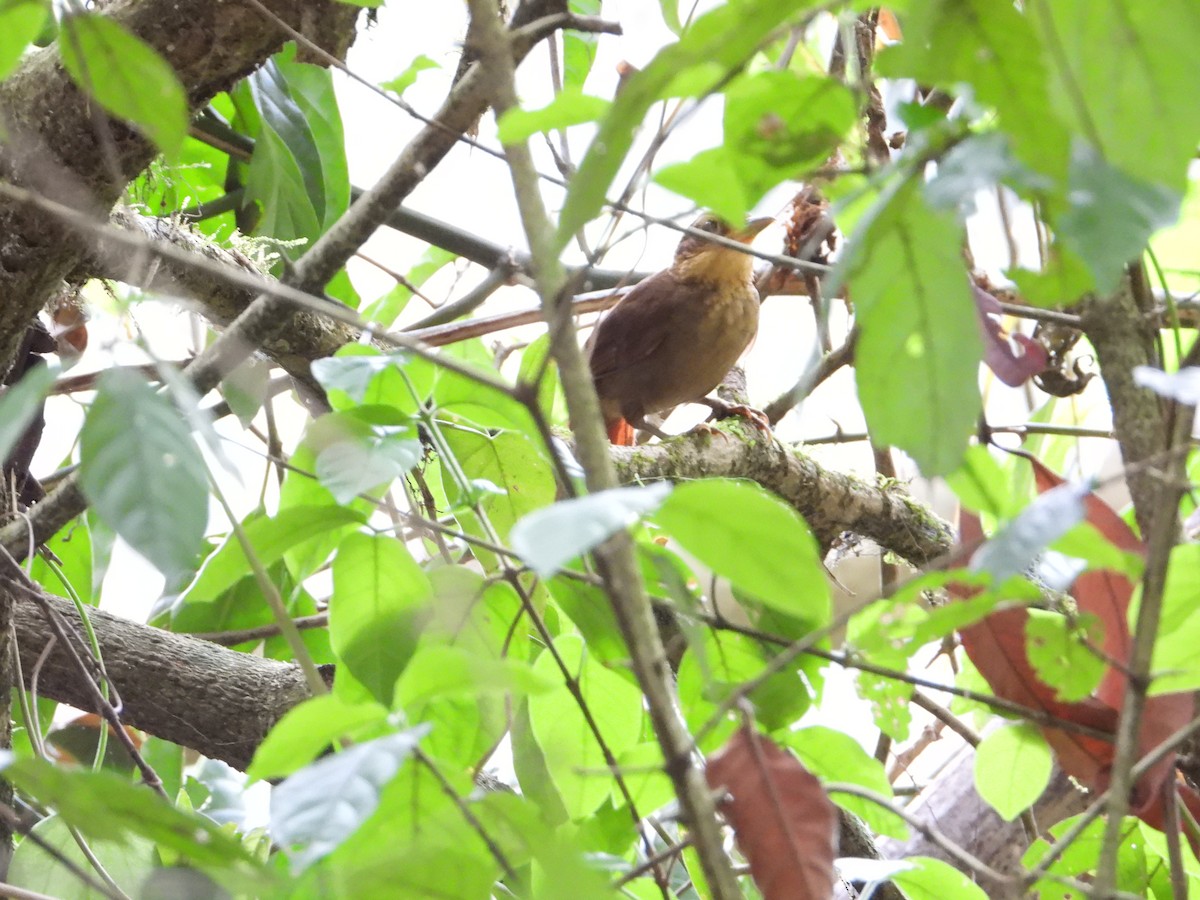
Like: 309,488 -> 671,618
79,369 -> 207,581
246,45 -> 349,250
59,14 -> 188,159
842,180 -> 980,475
527,635 -> 643,821
177,505 -> 364,611
653,479 -> 830,624
1025,609 -> 1106,702
446,430 -> 556,543
9,815 -> 154,898
249,693 -> 390,782
511,482 -> 671,577
970,482 -> 1086,583
1058,146 -> 1182,292
877,0 -> 1069,181
330,533 -> 434,707
397,644 -> 554,706
657,71 -> 855,222
946,444 -> 1022,519
1029,0 -> 1200,193
0,361 -> 53,466
974,723 -> 1051,821
0,0 -> 46,81
890,856 -> 989,900
0,754 -> 262,874
315,421 -> 422,504
381,54 -> 439,98
1148,544 -> 1200,695
271,726 -> 431,873
360,246 -> 457,328
782,727 -> 905,839
557,0 -> 810,245
497,88 -> 611,144
562,0 -> 601,92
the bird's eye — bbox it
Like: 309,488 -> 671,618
699,216 -> 719,232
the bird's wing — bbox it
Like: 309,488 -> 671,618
586,270 -> 683,384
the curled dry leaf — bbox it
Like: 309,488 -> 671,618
705,725 -> 838,900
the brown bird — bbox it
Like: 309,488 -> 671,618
586,213 -> 774,445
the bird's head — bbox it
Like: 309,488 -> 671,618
670,212 -> 774,286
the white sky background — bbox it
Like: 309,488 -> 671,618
27,2 -> 1145,797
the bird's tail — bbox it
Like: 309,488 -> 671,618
606,418 -> 635,446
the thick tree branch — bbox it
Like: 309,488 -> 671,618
9,586 -> 313,772
0,0 -> 359,376
612,427 -> 954,566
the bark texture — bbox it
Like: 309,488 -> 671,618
12,586 -> 313,771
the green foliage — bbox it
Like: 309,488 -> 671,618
79,369 -> 208,582
244,44 -> 350,257
0,0 -> 46,81
59,13 -> 188,159
18,2 -> 1200,896
841,178 -> 980,475
973,723 -> 1052,822
556,0 -> 816,245
330,532 -> 434,706
655,70 -> 855,222
653,479 -> 830,625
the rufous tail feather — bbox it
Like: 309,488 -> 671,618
606,418 -> 635,445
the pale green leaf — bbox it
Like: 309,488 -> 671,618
843,180 -> 980,475
0,0 -> 46,81
496,89 -> 610,144
330,533 -> 433,707
973,723 -> 1052,821
79,369 -> 207,581
511,482 -> 671,577
271,726 -> 431,872
59,14 -> 187,159
653,479 -> 830,623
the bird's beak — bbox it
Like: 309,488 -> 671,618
732,217 -> 774,243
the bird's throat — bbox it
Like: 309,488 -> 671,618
670,248 -> 754,287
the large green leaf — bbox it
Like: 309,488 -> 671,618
497,88 -> 611,144
782,727 -> 905,839
527,635 -> 643,821
843,180 -> 980,476
1028,0 -> 1200,193
889,856 -> 988,900
246,44 -> 349,252
0,754 -> 262,875
176,505 -> 364,612
877,0 -> 1068,181
79,369 -> 207,581
1147,543 -> 1200,695
0,0 -> 46,81
59,13 -> 187,159
330,533 -> 434,707
271,726 -> 431,873
557,0 -> 812,244
652,478 -> 829,623
8,815 -> 153,898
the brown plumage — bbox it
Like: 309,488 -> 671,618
586,213 -> 773,445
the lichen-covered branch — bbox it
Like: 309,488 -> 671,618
613,426 -> 954,566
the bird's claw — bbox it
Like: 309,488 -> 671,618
704,403 -> 772,434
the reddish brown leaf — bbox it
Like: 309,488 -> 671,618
959,605 -> 1118,786
1027,453 -> 1141,706
957,459 -> 1197,853
705,726 -> 837,900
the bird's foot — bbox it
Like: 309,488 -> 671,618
701,399 -> 772,435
